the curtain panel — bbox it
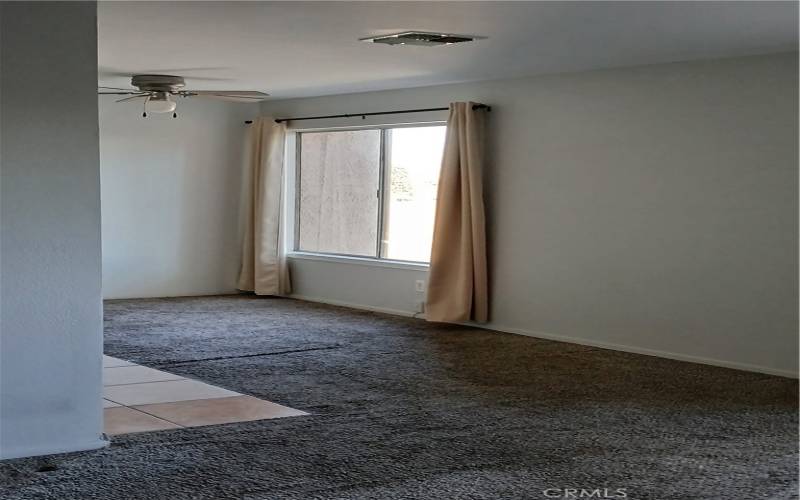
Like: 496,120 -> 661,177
237,117 -> 292,296
425,102 -> 489,323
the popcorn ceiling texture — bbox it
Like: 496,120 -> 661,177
0,295 -> 796,499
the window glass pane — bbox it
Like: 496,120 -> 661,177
382,126 -> 446,262
298,130 -> 380,257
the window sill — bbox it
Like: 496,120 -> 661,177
288,252 -> 429,271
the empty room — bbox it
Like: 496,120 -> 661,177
0,1 -> 798,499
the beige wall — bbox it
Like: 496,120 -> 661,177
264,53 -> 799,377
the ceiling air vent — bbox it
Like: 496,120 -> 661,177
361,31 -> 478,46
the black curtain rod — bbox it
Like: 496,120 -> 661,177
244,103 -> 490,124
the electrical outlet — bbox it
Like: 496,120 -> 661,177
415,280 -> 425,292
415,300 -> 425,313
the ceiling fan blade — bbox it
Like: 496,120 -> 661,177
191,95 -> 268,103
186,91 -> 269,102
99,91 -> 146,95
115,94 -> 149,103
99,67 -> 234,81
98,71 -> 134,78
181,76 -> 236,82
133,67 -> 230,73
189,91 -> 268,97
99,86 -> 138,91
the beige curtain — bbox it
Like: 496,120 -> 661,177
237,117 -> 291,295
425,102 -> 489,323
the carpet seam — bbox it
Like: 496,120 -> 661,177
150,346 -> 342,366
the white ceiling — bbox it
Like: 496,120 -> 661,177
98,1 -> 798,100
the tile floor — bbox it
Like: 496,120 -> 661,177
103,355 -> 307,436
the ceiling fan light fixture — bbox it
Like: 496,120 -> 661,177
98,74 -> 270,117
145,92 -> 177,113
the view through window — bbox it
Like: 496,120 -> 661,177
296,124 -> 446,262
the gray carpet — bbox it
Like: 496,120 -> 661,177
1,295 -> 797,499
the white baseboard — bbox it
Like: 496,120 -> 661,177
0,437 -> 109,461
103,290 -> 242,300
481,323 -> 798,379
289,294 -> 418,318
289,295 -> 798,379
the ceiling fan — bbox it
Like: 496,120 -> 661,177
98,74 -> 269,117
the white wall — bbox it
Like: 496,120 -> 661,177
263,53 -> 799,377
289,255 -> 429,317
0,2 -> 106,459
99,97 -> 257,299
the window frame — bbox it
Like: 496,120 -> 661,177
292,121 -> 446,265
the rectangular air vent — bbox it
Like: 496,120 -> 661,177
361,31 -> 478,46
